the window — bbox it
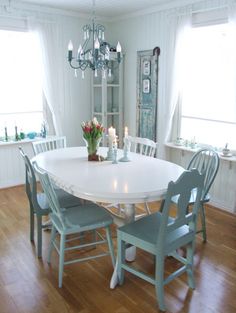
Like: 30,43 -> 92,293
179,22 -> 236,149
0,29 -> 43,137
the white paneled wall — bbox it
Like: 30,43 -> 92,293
166,145 -> 236,214
0,141 -> 35,188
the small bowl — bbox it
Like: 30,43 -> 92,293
27,132 -> 37,140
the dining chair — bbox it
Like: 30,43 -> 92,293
33,161 -> 116,288
19,147 -> 83,258
171,148 -> 220,242
117,169 -> 204,311
127,135 -> 158,158
32,136 -> 66,155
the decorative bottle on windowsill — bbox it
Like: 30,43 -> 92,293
15,126 -> 20,141
41,121 -> 47,138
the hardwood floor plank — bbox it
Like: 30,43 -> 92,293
0,186 -> 235,313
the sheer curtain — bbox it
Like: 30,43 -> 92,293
28,18 -> 63,136
158,8 -> 191,159
228,1 -> 236,213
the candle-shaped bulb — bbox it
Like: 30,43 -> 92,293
68,40 -> 73,51
116,41 -> 122,52
68,40 -> 73,61
116,41 -> 121,64
94,38 -> 100,49
102,69 -> 106,79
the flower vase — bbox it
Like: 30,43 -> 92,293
84,137 -> 102,161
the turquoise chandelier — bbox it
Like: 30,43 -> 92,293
67,0 -> 122,79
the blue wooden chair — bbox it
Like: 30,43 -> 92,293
117,169 -> 204,311
19,147 -> 83,258
32,136 -> 67,155
33,161 -> 115,288
172,148 -> 220,242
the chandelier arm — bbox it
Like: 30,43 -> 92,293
68,60 -> 83,70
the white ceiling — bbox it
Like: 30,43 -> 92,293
17,0 -> 180,18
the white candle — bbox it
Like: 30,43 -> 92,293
124,126 -> 128,138
108,126 -> 116,138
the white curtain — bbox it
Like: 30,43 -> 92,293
28,18 -> 63,135
228,0 -> 236,213
158,8 -> 192,159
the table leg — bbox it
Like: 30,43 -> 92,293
110,203 -> 136,289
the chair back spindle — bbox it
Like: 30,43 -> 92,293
187,148 -> 220,201
32,136 -> 66,155
127,136 -> 158,157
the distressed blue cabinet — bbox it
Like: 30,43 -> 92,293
136,47 -> 160,142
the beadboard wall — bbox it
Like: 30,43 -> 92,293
0,140 -> 35,188
166,144 -> 236,214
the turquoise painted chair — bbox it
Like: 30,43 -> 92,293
117,169 -> 204,311
172,148 -> 220,242
127,135 -> 158,158
33,161 -> 115,288
19,147 -> 83,258
32,136 -> 66,155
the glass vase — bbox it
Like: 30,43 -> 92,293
84,137 -> 102,161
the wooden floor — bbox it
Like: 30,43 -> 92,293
0,186 -> 235,313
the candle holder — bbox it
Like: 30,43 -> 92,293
112,145 -> 118,164
119,137 -> 131,162
106,134 -> 118,161
106,135 -> 114,161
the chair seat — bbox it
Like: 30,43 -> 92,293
50,204 -> 114,235
37,188 -> 82,213
118,212 -> 193,255
56,188 -> 83,208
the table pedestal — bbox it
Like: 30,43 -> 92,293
110,203 -> 136,289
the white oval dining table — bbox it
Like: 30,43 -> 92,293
32,146 -> 184,288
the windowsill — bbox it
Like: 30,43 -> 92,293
165,142 -> 236,163
0,136 -> 53,147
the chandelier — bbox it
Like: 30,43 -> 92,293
67,0 -> 122,79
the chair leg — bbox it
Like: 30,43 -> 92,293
199,203 -> 207,242
47,225 -> 57,263
186,241 -> 195,289
59,234 -> 65,288
117,234 -> 126,285
159,199 -> 165,213
29,203 -> 34,242
155,255 -> 166,311
144,202 -> 151,215
105,226 -> 115,268
36,215 -> 42,258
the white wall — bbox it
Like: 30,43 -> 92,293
108,0 -> 236,213
57,14 -> 92,147
109,13 -> 163,136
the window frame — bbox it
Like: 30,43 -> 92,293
0,24 -> 44,137
175,8 -> 236,150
